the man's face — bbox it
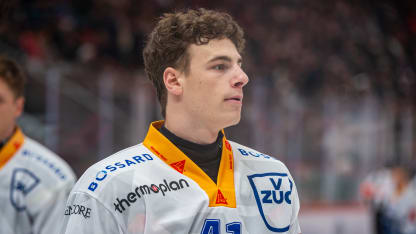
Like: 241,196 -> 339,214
179,38 -> 249,130
0,78 -> 24,141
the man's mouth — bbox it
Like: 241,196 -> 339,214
225,95 -> 243,103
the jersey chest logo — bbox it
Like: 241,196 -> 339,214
10,168 -> 40,211
247,172 -> 293,232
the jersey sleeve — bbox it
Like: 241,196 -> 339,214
60,191 -> 121,234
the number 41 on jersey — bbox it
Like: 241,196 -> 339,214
201,219 -> 241,234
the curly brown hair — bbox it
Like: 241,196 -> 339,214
143,8 -> 245,117
0,56 -> 26,98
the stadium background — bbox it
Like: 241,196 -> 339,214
1,0 -> 415,233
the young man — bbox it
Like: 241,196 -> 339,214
0,56 -> 76,233
61,8 -> 301,234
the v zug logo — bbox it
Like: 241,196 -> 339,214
248,172 -> 293,233
261,176 -> 292,205
10,168 -> 40,211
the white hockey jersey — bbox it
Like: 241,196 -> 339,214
61,121 -> 301,234
0,128 -> 76,234
384,178 -> 416,234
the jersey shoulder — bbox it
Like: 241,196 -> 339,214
230,140 -> 280,162
18,136 -> 76,185
229,140 -> 291,172
72,143 -> 157,197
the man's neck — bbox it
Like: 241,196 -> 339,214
0,126 -> 16,149
164,117 -> 220,145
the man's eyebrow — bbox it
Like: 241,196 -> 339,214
207,56 -> 242,64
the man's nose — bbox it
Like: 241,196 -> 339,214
231,66 -> 249,88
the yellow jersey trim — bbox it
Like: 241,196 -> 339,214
0,128 -> 25,170
143,120 -> 236,208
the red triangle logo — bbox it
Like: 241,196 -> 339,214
13,141 -> 21,149
215,189 -> 228,205
170,160 -> 186,174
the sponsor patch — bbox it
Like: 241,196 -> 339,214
247,172 -> 293,232
65,204 -> 91,218
237,148 -> 272,159
22,150 -> 67,180
170,160 -> 185,174
215,189 -> 228,205
114,178 -> 190,213
88,154 -> 153,192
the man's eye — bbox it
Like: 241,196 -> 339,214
213,64 -> 226,70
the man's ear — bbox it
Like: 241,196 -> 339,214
14,96 -> 25,118
163,67 -> 183,96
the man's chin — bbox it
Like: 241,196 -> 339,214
222,115 -> 241,129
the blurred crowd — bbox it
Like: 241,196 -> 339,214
1,0 -> 415,210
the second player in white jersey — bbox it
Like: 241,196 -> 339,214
0,128 -> 76,234
61,121 -> 300,234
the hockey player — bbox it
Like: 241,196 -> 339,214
361,161 -> 416,234
0,56 -> 76,233
61,8 -> 301,234
381,163 -> 416,234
